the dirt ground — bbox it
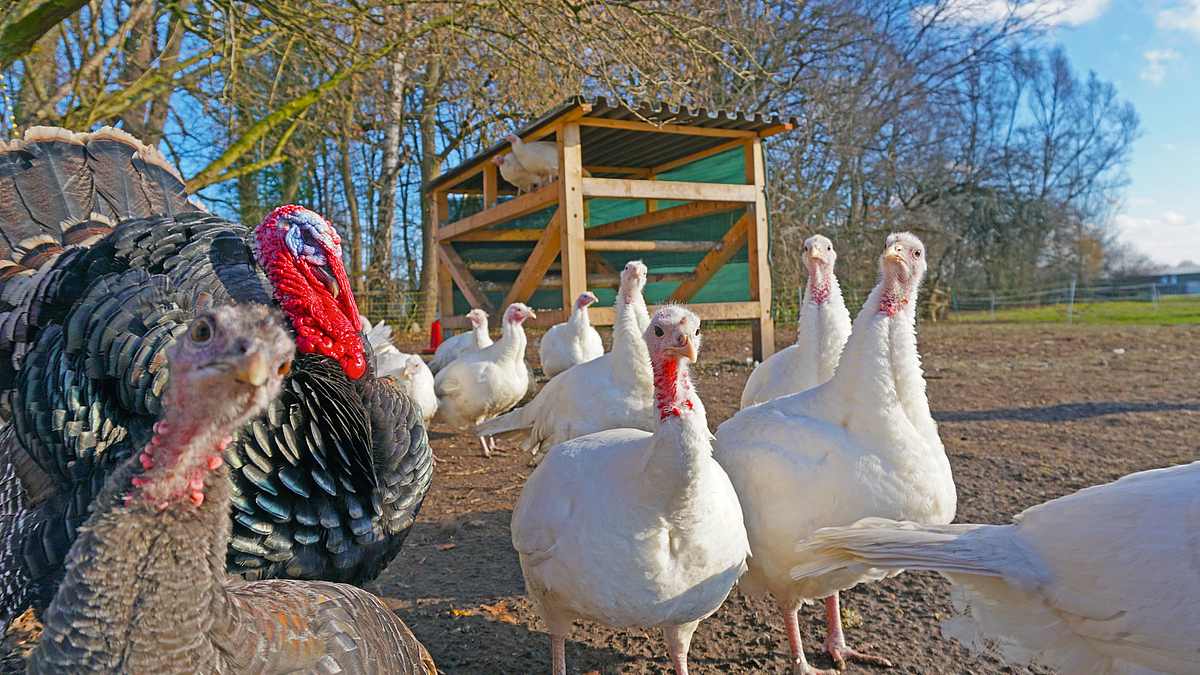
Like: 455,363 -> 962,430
6,319 -> 1198,674
379,319 -> 1199,675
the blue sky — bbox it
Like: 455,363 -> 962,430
1039,0 -> 1200,268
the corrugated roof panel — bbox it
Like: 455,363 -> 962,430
424,96 -> 797,194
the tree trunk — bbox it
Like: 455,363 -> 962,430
374,52 -> 407,288
416,58 -> 442,330
337,99 -> 364,296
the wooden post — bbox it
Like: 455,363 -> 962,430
558,122 -> 587,311
745,139 -> 774,362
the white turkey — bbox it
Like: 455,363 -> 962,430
492,152 -> 540,194
539,291 -> 603,377
360,315 -> 407,379
474,261 -> 652,462
511,305 -> 748,675
712,232 -> 955,675
793,461 -> 1200,675
502,134 -> 591,187
427,307 -> 492,375
28,304 -> 437,675
397,354 -> 437,425
741,234 -> 850,408
0,127 -> 433,627
434,302 -> 535,456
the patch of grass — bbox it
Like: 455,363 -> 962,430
949,295 -> 1200,324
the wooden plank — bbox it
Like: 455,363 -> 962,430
437,182 -> 558,240
584,239 -> 724,253
688,301 -> 763,321
559,122 -> 588,312
584,200 -> 744,240
649,137 -> 748,175
450,228 -> 545,242
503,209 -> 563,309
668,213 -> 749,303
745,138 -> 774,361
438,243 -> 496,314
586,250 -> 618,275
467,260 -> 562,272
583,165 -> 653,176
482,161 -> 498,208
578,116 -> 756,138
480,271 -> 695,291
581,176 -> 757,203
438,260 -> 454,318
525,104 -> 591,142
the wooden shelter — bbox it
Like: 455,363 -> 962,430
423,97 -> 797,360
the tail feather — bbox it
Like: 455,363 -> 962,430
85,128 -> 157,221
791,518 -> 1047,587
473,408 -> 529,438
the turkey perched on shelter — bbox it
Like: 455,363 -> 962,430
793,462 -> 1200,675
427,307 -> 492,374
474,261 -> 653,462
0,127 -> 433,627
740,234 -> 850,408
29,304 -> 437,675
504,135 -> 559,188
435,302 -> 535,456
539,290 -> 603,377
713,232 -> 955,675
492,153 -> 540,194
511,305 -> 748,675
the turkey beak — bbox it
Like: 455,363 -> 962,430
233,351 -> 271,387
312,263 -> 340,298
883,245 -> 906,268
808,247 -> 826,263
666,335 -> 699,363
527,310 -> 537,319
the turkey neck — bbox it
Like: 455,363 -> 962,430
792,261 -> 847,385
492,313 -> 528,365
639,356 -> 710,508
826,281 -> 937,446
568,301 -> 592,332
610,284 -> 652,391
33,447 -> 233,674
471,319 -> 491,349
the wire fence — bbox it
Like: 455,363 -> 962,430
945,281 -> 1171,320
354,279 -> 1190,334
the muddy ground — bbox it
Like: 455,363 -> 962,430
7,320 -> 1198,674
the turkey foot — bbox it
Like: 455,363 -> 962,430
822,594 -> 893,670
781,604 -> 837,675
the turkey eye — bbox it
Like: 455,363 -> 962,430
694,328 -> 701,336
301,227 -> 319,248
190,320 -> 212,343
653,325 -> 664,337
278,361 -> 291,376
914,249 -> 923,257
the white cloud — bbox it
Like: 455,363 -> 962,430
919,0 -> 1111,28
1114,211 -> 1200,266
1156,1 -> 1200,41
1141,48 -> 1182,85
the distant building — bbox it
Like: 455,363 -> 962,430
1145,264 -> 1200,295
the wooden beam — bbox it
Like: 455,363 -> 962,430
745,138 -> 774,362
525,104 -> 592,142
503,209 -> 563,309
668,213 -> 749,303
480,271 -> 695,291
650,137 -> 748,175
578,117 -> 756,138
585,200 -> 744,240
584,239 -> 725,253
757,122 -> 794,138
467,260 -> 562,272
450,228 -> 544,242
583,165 -> 653,177
440,300 -> 759,330
437,182 -> 558,240
559,122 -> 588,312
438,243 -> 496,314
438,260 -> 454,318
585,250 -> 618,275
581,176 -> 757,203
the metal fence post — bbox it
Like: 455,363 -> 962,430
1067,280 -> 1076,323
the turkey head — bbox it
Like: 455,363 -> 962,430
253,205 -> 366,378
879,231 -> 927,317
